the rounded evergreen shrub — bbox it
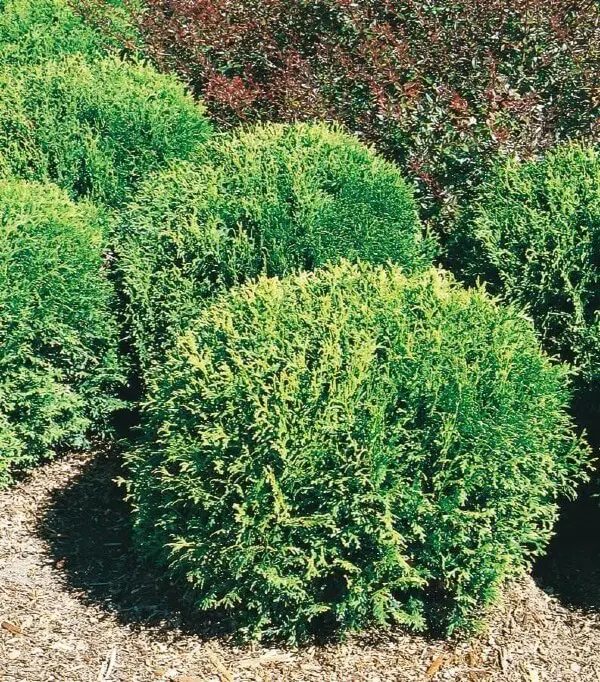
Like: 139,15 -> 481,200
0,178 -> 123,488
460,144 -> 600,391
127,260 -> 589,642
0,0 -> 105,64
119,122 -> 432,372
0,54 -> 212,206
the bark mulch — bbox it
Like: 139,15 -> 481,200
1,450 -> 599,682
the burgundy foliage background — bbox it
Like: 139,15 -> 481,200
86,0 -> 599,224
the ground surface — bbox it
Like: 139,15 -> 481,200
1,451 -> 600,682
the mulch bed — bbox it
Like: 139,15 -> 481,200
1,450 -> 599,681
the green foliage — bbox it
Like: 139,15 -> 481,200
0,410 -> 24,488
71,0 -> 143,55
0,0 -> 105,64
0,54 -> 212,206
119,121 -> 432,373
0,178 -> 124,488
457,143 -> 600,391
127,260 -> 589,642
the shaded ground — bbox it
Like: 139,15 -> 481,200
534,486 -> 600,613
533,395 -> 600,612
1,451 -> 600,681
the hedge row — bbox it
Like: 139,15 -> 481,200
0,0 -> 595,646
118,122 -> 431,374
0,0 -> 213,484
0,178 -> 123,487
128,261 -> 590,641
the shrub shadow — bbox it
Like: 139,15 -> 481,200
37,448 -> 436,646
40,441 -> 600,641
38,448 -> 232,638
534,486 -> 600,613
533,397 -> 600,613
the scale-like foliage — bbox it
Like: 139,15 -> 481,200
0,54 -> 212,206
119,122 -> 432,374
0,0 -> 105,64
127,261 -> 589,642
460,144 -> 600,390
0,178 -> 123,488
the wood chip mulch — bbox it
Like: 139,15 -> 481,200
1,450 -> 600,681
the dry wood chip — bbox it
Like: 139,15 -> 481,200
522,663 -> 540,682
206,647 -> 234,682
426,653 -> 447,678
498,647 -> 509,673
98,647 -> 118,681
258,650 -> 296,665
1,620 -> 22,635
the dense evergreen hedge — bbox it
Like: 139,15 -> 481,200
119,122 -> 432,374
0,54 -> 212,206
0,178 -> 123,488
126,261 -> 589,642
0,0 -> 593,647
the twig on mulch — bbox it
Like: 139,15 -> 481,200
98,647 -> 117,681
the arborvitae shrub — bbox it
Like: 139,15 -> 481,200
0,178 -> 123,488
126,261 -> 590,642
119,121 -> 432,373
459,144 -> 600,393
0,0 -> 105,64
0,54 -> 212,206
